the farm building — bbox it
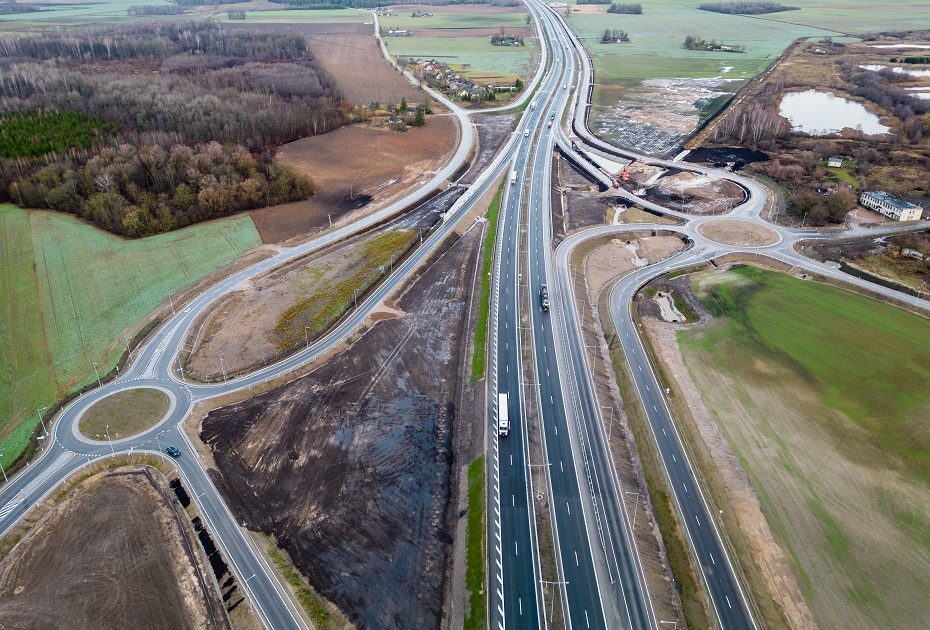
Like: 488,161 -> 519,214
860,191 -> 923,221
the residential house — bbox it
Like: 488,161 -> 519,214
827,155 -> 844,168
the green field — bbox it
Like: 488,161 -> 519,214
0,204 -> 260,466
386,36 -> 535,80
212,8 -> 368,24
379,11 -> 529,31
0,0 -> 172,26
678,265 -> 930,628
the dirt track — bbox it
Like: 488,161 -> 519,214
0,470 -> 226,630
201,226 -> 481,628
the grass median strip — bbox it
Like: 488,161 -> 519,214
471,181 -> 505,382
464,456 -> 487,630
78,388 -> 169,441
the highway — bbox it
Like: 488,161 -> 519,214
4,1 -> 930,628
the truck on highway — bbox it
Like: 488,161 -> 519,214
498,393 -> 510,437
510,169 -> 517,185
531,100 -> 536,110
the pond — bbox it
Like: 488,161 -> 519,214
778,90 -> 890,136
860,64 -> 930,78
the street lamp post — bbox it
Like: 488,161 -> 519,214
0,454 -> 7,484
104,424 -> 116,457
92,361 -> 101,387
626,490 -> 640,530
305,326 -> 310,349
801,212 -> 808,229
36,407 -> 49,438
220,357 -> 228,382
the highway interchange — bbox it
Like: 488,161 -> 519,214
3,1 -> 930,629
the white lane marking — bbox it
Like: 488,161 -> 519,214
510,454 -> 513,466
637,364 -> 642,371
515,541 -> 519,556
683,483 -> 689,494
653,404 -> 658,412
519,598 -> 523,616
560,461 -> 563,472
566,502 -> 571,515
550,395 -> 554,404
695,515 -> 701,527
575,551 -> 579,566
512,494 -> 515,507
672,453 -> 677,463
710,552 -> 716,565
662,428 -> 667,436
726,595 -> 732,609
585,610 -> 590,628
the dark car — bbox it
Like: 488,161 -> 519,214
165,445 -> 182,458
539,285 -> 550,312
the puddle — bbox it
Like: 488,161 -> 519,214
778,90 -> 890,136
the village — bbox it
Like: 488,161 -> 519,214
403,58 -> 525,103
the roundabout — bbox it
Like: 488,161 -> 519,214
76,386 -> 175,443
696,218 -> 781,248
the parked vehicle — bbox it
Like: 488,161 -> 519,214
498,393 -> 510,437
539,285 -> 550,312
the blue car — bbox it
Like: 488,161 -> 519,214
165,445 -> 181,458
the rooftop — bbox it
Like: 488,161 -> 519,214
862,190 -> 920,211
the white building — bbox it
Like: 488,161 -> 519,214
860,191 -> 923,221
827,155 -> 843,168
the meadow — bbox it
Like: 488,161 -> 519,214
0,204 -> 260,466
678,265 -> 930,628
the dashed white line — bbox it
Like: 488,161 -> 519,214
726,595 -> 732,609
709,552 -> 716,565
575,551 -> 579,566
566,502 -> 571,515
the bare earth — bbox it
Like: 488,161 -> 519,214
697,220 -> 779,247
585,235 -> 686,300
0,471 -> 226,630
200,227 -> 481,628
303,24 -> 423,106
644,317 -> 815,630
254,115 -> 457,243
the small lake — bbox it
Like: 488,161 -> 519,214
778,90 -> 890,136
860,64 -> 930,78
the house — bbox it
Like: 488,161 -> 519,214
386,28 -> 409,37
860,190 -> 924,221
827,155 -> 844,168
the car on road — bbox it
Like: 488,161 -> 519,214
539,285 -> 550,312
524,130 -> 529,137
165,445 -> 181,458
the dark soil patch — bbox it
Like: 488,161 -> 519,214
201,227 -> 481,629
461,112 -> 519,185
684,147 -> 769,171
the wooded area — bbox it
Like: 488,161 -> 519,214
0,23 -> 346,237
698,2 -> 797,14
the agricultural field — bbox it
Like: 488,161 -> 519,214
381,4 -> 537,85
211,7 -> 368,24
674,265 -> 930,628
562,0 -> 930,155
0,204 -> 260,467
0,0 -> 173,27
0,469 -> 228,628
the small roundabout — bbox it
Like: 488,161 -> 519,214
696,218 -> 781,248
76,386 -> 175,443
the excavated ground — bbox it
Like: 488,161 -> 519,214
200,226 -> 480,629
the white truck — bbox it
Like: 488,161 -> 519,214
510,169 -> 517,185
498,393 -> 510,437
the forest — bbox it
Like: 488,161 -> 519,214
697,1 -> 797,14
0,23 -> 346,237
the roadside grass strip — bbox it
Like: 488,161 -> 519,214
464,456 -> 487,630
471,182 -> 505,382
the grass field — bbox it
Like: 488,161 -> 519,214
678,265 -> 930,628
78,388 -> 169,440
0,204 -> 260,467
386,36 -> 535,81
379,11 -> 528,31
0,0 -> 173,26
212,8 -> 367,24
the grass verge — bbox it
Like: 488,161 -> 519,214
263,536 -> 336,630
78,388 -> 169,440
598,292 -> 711,629
471,181 -> 505,382
464,456 -> 487,630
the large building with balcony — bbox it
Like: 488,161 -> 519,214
860,191 -> 923,222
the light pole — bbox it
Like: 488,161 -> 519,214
36,407 -> 49,439
801,212 -> 808,229
626,490 -> 640,530
602,406 -> 615,442
0,454 -> 7,484
92,361 -> 101,387
305,326 -> 310,349
104,424 -> 116,457
220,357 -> 228,382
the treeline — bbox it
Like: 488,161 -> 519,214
268,0 -> 520,6
842,61 -> 929,144
893,56 -> 930,64
9,142 -> 311,237
600,29 -> 630,43
576,0 -> 611,4
710,82 -> 790,147
683,35 -> 745,52
0,1 -> 38,14
607,3 -> 642,14
174,0 -> 247,5
0,24 -> 344,149
128,5 -> 186,15
698,1 -> 797,14
228,9 -> 246,18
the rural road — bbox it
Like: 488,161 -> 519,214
3,1 -> 930,629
